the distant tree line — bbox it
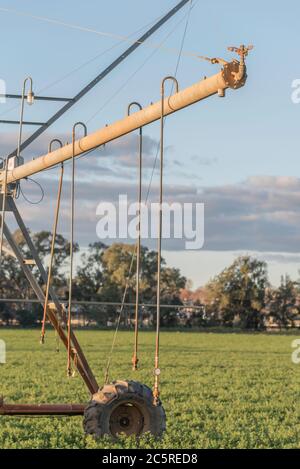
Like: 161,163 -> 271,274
203,256 -> 300,330
1,230 -> 300,330
0,230 -> 186,328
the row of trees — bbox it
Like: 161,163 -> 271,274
204,256 -> 300,330
1,230 -> 300,330
0,230 -> 186,327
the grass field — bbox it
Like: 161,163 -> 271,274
0,329 -> 300,449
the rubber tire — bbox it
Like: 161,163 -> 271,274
83,380 -> 166,438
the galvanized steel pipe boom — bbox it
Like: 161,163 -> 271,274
0,53 -> 248,186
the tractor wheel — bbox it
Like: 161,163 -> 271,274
83,380 -> 166,438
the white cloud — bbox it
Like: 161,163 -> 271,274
13,173 -> 300,253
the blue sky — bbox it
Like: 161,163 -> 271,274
2,0 -> 300,287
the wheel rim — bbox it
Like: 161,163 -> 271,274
109,402 -> 144,437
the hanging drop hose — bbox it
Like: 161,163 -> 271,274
103,3 -> 192,385
128,102 -> 143,371
103,105 -> 143,382
40,139 -> 64,345
103,257 -> 135,385
67,123 -> 87,377
153,76 -> 179,405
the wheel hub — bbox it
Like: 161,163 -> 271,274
110,402 -> 144,437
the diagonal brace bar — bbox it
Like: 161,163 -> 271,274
1,203 -> 99,395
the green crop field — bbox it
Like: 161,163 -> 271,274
0,329 -> 300,449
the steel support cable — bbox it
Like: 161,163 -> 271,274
0,298 -> 203,310
36,14 -> 165,96
144,0 -> 193,203
0,13 -> 165,120
0,3 -> 204,67
86,0 -> 197,125
0,8 -> 172,47
67,123 -> 87,377
8,2 -> 193,159
0,2 -> 205,72
104,254 -> 136,385
0,16 -> 162,122
2,1 -> 196,181
40,139 -> 64,345
0,1 -> 208,131
102,2 -> 192,385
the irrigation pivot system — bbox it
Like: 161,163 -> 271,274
0,0 -> 252,438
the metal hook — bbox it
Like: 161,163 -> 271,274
161,76 -> 179,99
72,122 -> 87,151
161,76 -> 179,116
72,121 -> 87,135
48,138 -> 64,153
127,101 -> 142,116
128,102 -> 143,371
24,76 -> 33,92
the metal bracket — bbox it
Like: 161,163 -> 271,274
227,44 -> 254,60
23,259 -> 36,266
